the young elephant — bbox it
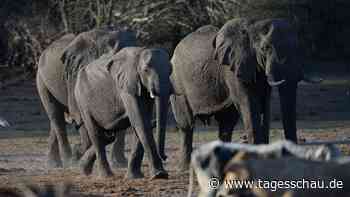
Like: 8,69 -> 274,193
74,47 -> 172,179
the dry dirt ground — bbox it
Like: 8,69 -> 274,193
0,62 -> 350,196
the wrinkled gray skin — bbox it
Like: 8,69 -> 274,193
74,47 -> 172,178
171,18 -> 315,170
36,27 -> 136,168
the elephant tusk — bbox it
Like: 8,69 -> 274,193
150,91 -> 155,98
267,79 -> 286,86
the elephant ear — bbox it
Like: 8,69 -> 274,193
213,19 -> 256,83
106,48 -> 142,96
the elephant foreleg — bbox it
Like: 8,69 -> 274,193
238,94 -> 262,144
81,110 -> 113,177
110,128 -> 128,168
121,93 -> 167,179
126,131 -> 144,179
214,106 -> 239,142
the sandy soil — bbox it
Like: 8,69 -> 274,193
0,66 -> 350,196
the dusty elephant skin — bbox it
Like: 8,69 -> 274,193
74,47 -> 172,179
170,18 -> 317,170
36,27 -> 137,168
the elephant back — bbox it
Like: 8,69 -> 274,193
62,28 -> 137,82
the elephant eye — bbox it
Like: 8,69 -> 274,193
142,67 -> 150,74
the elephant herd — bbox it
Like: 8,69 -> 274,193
35,18 -> 319,179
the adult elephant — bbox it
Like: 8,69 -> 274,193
74,47 -> 172,179
170,18 -> 318,170
36,27 -> 136,168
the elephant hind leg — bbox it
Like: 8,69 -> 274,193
126,130 -> 144,179
47,129 -> 62,168
214,105 -> 239,142
36,74 -> 71,168
81,110 -> 113,178
79,146 -> 96,176
110,128 -> 128,168
170,95 -> 194,171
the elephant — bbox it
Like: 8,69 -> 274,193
36,27 -> 136,168
74,46 -> 172,179
170,18 -> 319,170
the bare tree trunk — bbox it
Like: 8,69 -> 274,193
58,0 -> 69,33
107,0 -> 115,26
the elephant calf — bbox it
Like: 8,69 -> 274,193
75,47 -> 172,179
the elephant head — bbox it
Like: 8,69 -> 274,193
212,18 -> 257,83
212,18 -> 317,86
212,18 -> 318,143
106,47 -> 173,160
250,19 -> 302,86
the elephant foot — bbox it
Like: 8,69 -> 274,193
125,170 -> 144,179
150,170 -> 168,180
47,159 -> 63,169
111,153 -> 128,168
80,161 -> 93,176
61,158 -> 73,169
239,135 -> 249,144
98,170 -> 114,178
111,159 -> 128,169
72,145 -> 83,165
98,165 -> 114,178
177,157 -> 190,172
160,153 -> 168,162
80,167 -> 92,176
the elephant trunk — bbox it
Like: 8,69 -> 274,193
155,94 -> 169,161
